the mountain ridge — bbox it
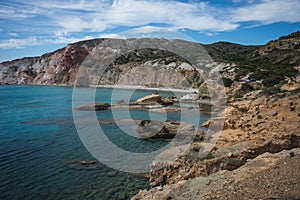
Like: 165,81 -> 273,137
0,32 -> 299,98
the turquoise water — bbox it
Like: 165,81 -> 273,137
0,85 -> 210,199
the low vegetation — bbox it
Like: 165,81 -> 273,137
207,32 -> 300,97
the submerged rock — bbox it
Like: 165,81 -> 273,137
135,120 -> 204,141
107,171 -> 117,177
74,102 -> 110,110
66,160 -> 104,170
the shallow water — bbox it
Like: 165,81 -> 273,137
0,85 -> 210,199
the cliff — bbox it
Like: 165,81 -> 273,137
1,33 -> 299,100
0,38 -> 208,90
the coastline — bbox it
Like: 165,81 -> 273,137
89,84 -> 198,94
1,83 -> 198,94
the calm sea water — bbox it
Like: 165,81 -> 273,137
0,85 -> 210,199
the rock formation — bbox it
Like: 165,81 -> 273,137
135,94 -> 174,106
0,38 -> 209,91
131,88 -> 300,199
135,120 -> 204,141
74,102 -> 110,110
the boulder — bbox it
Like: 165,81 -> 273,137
135,94 -> 162,105
135,94 -> 174,106
160,97 -> 174,105
135,120 -> 203,141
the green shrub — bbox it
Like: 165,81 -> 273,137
234,94 -> 243,99
221,77 -> 233,87
234,68 -> 249,80
241,83 -> 254,92
262,75 -> 282,86
289,87 -> 300,95
204,152 -> 215,159
261,86 -> 281,95
294,44 -> 300,49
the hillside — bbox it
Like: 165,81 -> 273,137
0,38 -> 209,90
0,32 -> 299,99
130,32 -> 300,200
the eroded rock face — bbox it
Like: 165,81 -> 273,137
132,148 -> 300,200
0,38 -> 207,90
143,92 -> 300,189
0,40 -> 100,85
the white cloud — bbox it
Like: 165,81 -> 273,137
46,36 -> 95,44
0,35 -> 95,49
102,0 -> 238,32
124,26 -> 176,34
55,17 -> 97,32
98,33 -> 127,39
0,36 -> 38,49
231,0 -> 300,24
120,26 -> 194,40
11,0 -> 238,34
8,33 -> 19,37
5,0 -> 300,36
1,0 -> 300,49
0,2 -> 39,19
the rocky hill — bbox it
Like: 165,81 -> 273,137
130,32 -> 300,200
1,32 -> 299,97
0,38 -> 209,90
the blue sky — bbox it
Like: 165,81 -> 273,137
0,0 -> 299,62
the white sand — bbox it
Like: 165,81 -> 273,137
89,84 -> 198,93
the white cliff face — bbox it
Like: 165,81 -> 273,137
0,38 -> 216,90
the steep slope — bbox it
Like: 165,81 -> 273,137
0,32 -> 299,96
0,39 -> 104,85
203,42 -> 259,62
0,38 -> 208,90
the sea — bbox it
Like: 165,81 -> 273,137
0,85 -> 211,199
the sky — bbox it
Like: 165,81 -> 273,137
0,0 -> 299,62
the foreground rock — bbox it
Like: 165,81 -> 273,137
74,102 -> 110,110
132,148 -> 300,200
134,92 -> 300,194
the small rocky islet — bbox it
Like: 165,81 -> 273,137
75,93 -> 206,141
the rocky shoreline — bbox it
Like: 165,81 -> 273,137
72,86 -> 300,200
133,148 -> 300,200
131,89 -> 300,199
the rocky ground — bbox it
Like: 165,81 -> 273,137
133,148 -> 300,200
131,87 -> 300,200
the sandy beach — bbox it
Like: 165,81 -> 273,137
89,84 -> 198,93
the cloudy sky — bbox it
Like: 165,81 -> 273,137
0,0 -> 299,62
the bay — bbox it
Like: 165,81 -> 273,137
0,85 -> 210,199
